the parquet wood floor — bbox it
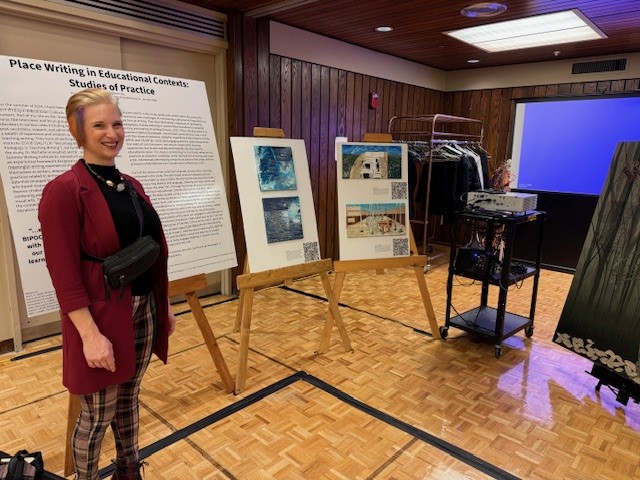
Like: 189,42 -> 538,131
1,253 -> 639,479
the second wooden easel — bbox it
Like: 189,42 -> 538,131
233,127 -> 352,393
318,132 -> 441,352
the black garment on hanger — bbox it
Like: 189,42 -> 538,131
471,146 -> 491,188
408,142 -> 487,224
463,154 -> 482,192
415,153 -> 473,224
428,161 -> 460,223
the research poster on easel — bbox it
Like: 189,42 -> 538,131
0,54 -> 237,317
337,142 -> 410,261
230,137 -> 321,273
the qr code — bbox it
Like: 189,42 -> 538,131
303,241 -> 320,262
393,238 -> 409,257
391,182 -> 408,200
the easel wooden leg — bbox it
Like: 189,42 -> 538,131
234,258 -> 250,332
186,292 -> 235,393
233,287 -> 244,332
319,271 -> 352,353
414,265 -> 441,339
169,274 -> 234,393
318,271 -> 346,353
235,287 -> 254,393
64,393 -> 80,477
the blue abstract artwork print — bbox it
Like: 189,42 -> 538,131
262,196 -> 303,243
254,146 -> 297,191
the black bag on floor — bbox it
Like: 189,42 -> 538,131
0,450 -> 44,480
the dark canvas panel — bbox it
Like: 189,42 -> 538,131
554,142 -> 640,385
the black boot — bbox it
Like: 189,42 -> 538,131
110,460 -> 147,480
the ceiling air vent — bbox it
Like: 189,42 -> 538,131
571,58 -> 627,74
51,0 -> 226,39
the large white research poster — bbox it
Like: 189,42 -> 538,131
0,55 -> 237,317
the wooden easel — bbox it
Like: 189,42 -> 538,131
64,395 -> 79,476
167,273 -> 234,393
64,273 -> 233,476
232,127 -> 352,393
317,132 -> 441,353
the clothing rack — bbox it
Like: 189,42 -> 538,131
388,114 -> 484,254
430,139 -> 483,145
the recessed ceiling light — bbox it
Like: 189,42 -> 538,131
467,59 -> 481,63
375,26 -> 393,32
461,2 -> 507,18
446,9 -> 607,52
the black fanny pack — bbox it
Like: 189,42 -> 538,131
84,235 -> 159,295
83,180 -> 160,298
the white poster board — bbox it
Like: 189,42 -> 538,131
230,137 -> 321,273
337,142 -> 410,261
0,54 -> 237,317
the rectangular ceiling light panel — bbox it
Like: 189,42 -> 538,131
445,9 -> 607,52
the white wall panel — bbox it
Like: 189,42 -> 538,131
0,1 -> 228,347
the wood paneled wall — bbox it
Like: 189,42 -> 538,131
227,16 -> 446,280
226,16 -> 640,285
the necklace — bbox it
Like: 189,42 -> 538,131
84,161 -> 126,192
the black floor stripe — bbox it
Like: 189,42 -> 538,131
200,296 -> 239,309
97,371 -> 519,480
184,439 -> 238,480
97,374 -> 299,478
365,437 -> 419,480
301,372 -> 521,480
10,345 -> 62,361
280,284 -> 434,337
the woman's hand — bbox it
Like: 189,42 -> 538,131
82,331 -> 116,371
67,307 -> 116,371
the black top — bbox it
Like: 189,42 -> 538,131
84,161 -> 162,295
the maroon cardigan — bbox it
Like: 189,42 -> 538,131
38,159 -> 170,395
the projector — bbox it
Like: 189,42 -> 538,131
466,191 -> 538,212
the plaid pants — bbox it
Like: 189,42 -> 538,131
73,294 -> 156,480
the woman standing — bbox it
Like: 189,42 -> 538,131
38,88 -> 176,480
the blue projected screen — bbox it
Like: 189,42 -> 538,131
510,95 -> 640,195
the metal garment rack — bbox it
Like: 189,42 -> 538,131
388,114 -> 484,255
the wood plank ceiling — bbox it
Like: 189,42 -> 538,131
184,0 -> 640,71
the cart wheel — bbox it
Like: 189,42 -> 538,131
525,326 -> 534,337
494,346 -> 502,358
439,326 -> 448,339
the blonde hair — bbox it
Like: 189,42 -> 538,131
66,88 -> 121,147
